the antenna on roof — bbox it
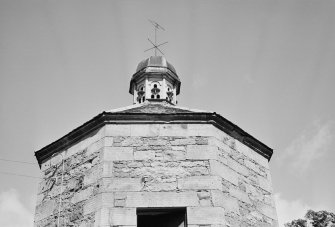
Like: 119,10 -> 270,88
145,19 -> 168,56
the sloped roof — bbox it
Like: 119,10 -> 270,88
35,102 -> 273,166
110,102 -> 206,114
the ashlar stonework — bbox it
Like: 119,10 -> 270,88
35,121 -> 277,227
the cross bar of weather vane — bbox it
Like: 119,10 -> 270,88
144,41 -> 168,52
145,20 -> 168,56
147,38 -> 165,55
148,19 -> 165,31
144,39 -> 168,55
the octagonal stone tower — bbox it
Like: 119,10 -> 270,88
34,57 -> 278,227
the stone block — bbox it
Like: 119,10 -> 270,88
228,158 -> 250,177
159,124 -> 189,136
208,137 -> 231,152
67,177 -> 81,191
86,139 -> 104,156
48,185 -> 62,198
177,176 -> 222,190
102,161 -> 113,177
94,208 -> 110,227
38,178 -> 56,194
105,125 -> 131,136
197,191 -> 211,200
83,192 -> 114,215
199,199 -> 212,206
218,154 -> 228,166
235,140 -> 269,169
114,192 -> 127,200
264,194 -> 276,208
148,138 -> 167,146
187,124 -> 221,137
134,150 -> 155,160
84,197 -> 97,215
186,145 -> 220,160
210,126 -> 234,143
195,137 -> 209,145
66,128 -> 103,159
171,138 -> 196,145
35,200 -> 57,221
35,194 -> 44,205
79,222 -> 94,227
131,164 -> 188,180
234,139 -> 250,153
257,203 -> 277,220
109,208 -> 136,226
245,183 -> 258,198
71,187 -> 93,204
187,207 -> 226,225
229,187 -> 252,205
172,146 -> 186,151
41,160 -> 51,171
84,165 -> 101,186
247,210 -> 263,223
103,137 -> 114,147
130,124 -> 159,136
210,160 -> 238,185
144,182 -> 177,191
244,159 -> 260,174
98,192 -> 115,209
103,178 -> 143,192
115,199 -> 126,207
258,175 -> 272,193
119,137 -> 144,147
225,214 -> 242,227
211,190 -> 240,214
102,147 -> 133,161
163,148 -> 186,161
50,153 -> 63,166
254,154 -> 270,170
125,191 -> 199,207
266,170 -> 273,183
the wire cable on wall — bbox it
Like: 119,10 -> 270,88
0,171 -> 41,179
0,158 -> 36,165
0,157 -> 40,179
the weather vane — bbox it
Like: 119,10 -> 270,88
145,19 -> 168,56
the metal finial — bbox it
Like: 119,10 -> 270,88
145,19 -> 168,56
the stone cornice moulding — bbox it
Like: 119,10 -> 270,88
35,112 -> 273,167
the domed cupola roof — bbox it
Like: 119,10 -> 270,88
129,56 -> 181,95
135,56 -> 177,74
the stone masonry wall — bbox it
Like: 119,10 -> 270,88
34,124 -> 278,227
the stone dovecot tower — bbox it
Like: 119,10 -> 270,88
34,56 -> 278,227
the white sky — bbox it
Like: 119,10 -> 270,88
1,0 -> 335,226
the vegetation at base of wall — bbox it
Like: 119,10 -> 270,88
285,210 -> 335,227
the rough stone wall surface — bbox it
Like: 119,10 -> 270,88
34,124 -> 278,227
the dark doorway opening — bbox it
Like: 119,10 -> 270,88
137,207 -> 186,227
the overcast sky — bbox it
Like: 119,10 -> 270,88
1,0 -> 335,226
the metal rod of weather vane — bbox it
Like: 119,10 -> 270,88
155,27 -> 157,56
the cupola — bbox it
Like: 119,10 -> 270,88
129,56 -> 181,105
